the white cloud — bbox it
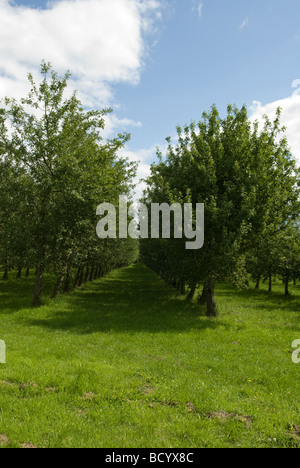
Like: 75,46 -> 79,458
197,2 -> 203,18
119,145 -> 157,201
239,17 -> 249,30
0,0 -> 162,107
249,92 -> 300,166
192,0 -> 203,18
102,114 -> 142,140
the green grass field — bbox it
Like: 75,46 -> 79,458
0,264 -> 299,448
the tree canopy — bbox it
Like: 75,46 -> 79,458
0,62 -> 138,306
140,104 -> 300,316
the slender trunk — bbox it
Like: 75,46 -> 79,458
78,267 -> 84,286
285,270 -> 290,297
3,258 -> 9,281
84,267 -> 90,283
206,279 -> 217,317
186,283 -> 197,301
198,284 -> 208,305
63,266 -> 71,294
180,280 -> 186,295
268,271 -> 272,293
89,267 -> 95,282
51,273 -> 65,299
32,205 -> 49,307
255,275 -> 260,290
16,266 -> 22,279
32,265 -> 44,307
25,266 -> 30,277
73,267 -> 81,289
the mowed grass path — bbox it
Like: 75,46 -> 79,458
0,264 -> 299,448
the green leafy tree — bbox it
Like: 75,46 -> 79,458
141,105 -> 299,316
0,62 -> 137,305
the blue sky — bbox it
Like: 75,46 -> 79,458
1,0 -> 300,197
114,0 -> 300,148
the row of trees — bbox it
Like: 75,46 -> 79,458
246,225 -> 300,295
0,63 -> 138,306
140,105 -> 300,316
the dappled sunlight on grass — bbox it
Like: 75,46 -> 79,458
0,265 -> 299,448
25,265 -> 225,335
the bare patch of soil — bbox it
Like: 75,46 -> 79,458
208,411 -> 253,427
0,434 -> 10,446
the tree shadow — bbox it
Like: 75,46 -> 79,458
216,283 -> 300,314
26,265 -> 226,335
0,273 -> 55,314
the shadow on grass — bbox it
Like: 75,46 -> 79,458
26,264 -> 226,335
216,283 -> 300,314
0,273 -> 56,314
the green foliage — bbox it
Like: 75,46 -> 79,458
141,104 -> 300,316
0,62 -> 138,305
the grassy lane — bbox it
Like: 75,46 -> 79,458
0,264 -> 299,448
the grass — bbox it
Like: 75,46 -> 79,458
0,264 -> 299,448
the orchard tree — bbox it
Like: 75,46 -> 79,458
141,104 -> 299,316
276,225 -> 300,296
0,62 -> 137,305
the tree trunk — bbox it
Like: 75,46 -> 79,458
25,266 -> 30,277
3,258 -> 9,281
80,268 -> 84,285
89,267 -> 95,282
73,267 -> 81,288
186,283 -> 196,301
32,264 -> 44,307
16,266 -> 22,279
255,275 -> 260,290
206,279 -> 218,317
285,270 -> 290,297
63,266 -> 71,294
51,273 -> 65,298
198,284 -> 208,305
268,271 -> 272,293
84,267 -> 90,283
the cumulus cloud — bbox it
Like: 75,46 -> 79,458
102,114 -> 142,141
249,92 -> 300,166
119,145 -> 157,202
0,0 -> 161,107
